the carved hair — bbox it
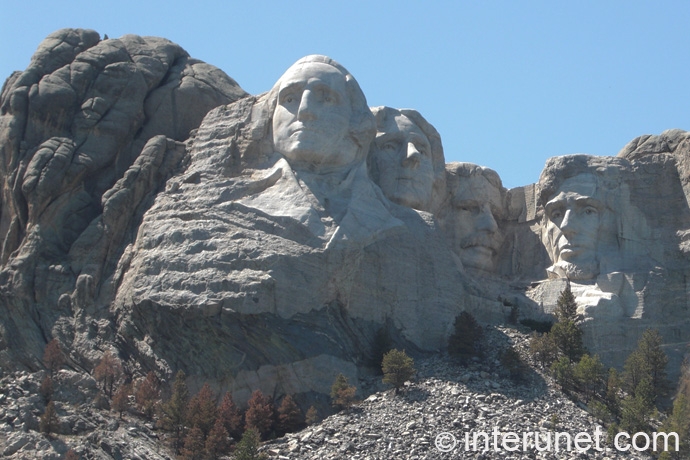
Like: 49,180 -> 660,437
445,162 -> 503,190
537,155 -> 630,208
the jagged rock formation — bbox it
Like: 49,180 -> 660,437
0,28 -> 247,372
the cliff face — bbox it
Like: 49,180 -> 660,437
0,28 -> 247,371
1,28 -> 689,413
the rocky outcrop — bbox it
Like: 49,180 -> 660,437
0,28 -> 247,369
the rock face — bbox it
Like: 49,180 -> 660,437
1,30 -> 690,449
525,152 -> 690,376
0,28 -> 247,371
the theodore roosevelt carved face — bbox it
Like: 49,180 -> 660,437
441,163 -> 504,272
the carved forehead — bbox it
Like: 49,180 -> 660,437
376,114 -> 427,142
554,173 -> 598,198
452,174 -> 503,206
277,61 -> 348,91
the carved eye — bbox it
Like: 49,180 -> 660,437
282,93 -> 295,104
381,142 -> 400,152
415,143 -> 429,156
584,206 -> 598,216
550,210 -> 562,220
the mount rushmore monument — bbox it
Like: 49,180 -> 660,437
1,28 -> 690,406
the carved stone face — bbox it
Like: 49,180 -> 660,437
542,174 -> 603,280
370,114 -> 434,210
272,61 -> 355,169
446,174 -> 503,272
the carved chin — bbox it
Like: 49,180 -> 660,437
547,260 -> 599,280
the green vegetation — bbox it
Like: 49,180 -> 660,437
382,349 -> 416,394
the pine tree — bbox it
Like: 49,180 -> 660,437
205,418 -> 230,459
551,356 -> 575,391
160,370 -> 189,454
550,320 -> 585,363
330,373 -> 356,411
217,391 -> 243,441
447,312 -> 483,362
112,383 -> 131,419
244,390 -> 274,439
529,332 -> 558,369
305,405 -> 319,425
40,401 -> 60,436
180,426 -> 205,460
234,428 -> 267,460
606,368 -> 622,417
187,382 -> 218,438
573,354 -> 604,402
39,375 -> 53,402
43,338 -> 65,377
660,393 -> 689,459
277,394 -> 304,435
135,371 -> 160,420
382,349 -> 416,394
555,283 -> 578,322
620,377 -> 654,434
500,346 -> 527,382
623,328 -> 669,402
93,351 -> 123,398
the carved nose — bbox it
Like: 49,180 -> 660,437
477,205 -> 498,233
297,90 -> 316,120
402,142 -> 421,168
560,209 -> 577,235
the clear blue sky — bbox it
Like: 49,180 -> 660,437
1,0 -> 688,189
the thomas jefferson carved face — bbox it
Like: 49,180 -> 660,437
542,174 -> 604,280
272,61 -> 357,170
370,113 -> 435,210
446,172 -> 503,272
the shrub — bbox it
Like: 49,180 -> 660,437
330,373 -> 357,411
234,428 -> 267,460
500,346 -> 527,382
448,312 -> 483,362
382,349 -> 416,394
305,405 -> 319,425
